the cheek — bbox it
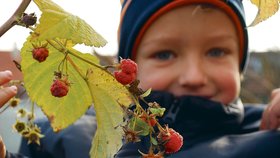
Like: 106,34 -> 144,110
137,66 -> 173,91
215,70 -> 240,104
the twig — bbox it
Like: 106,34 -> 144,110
0,0 -> 32,37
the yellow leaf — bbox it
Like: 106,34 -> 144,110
86,67 -> 132,158
250,0 -> 280,26
33,0 -> 107,47
21,37 -> 98,132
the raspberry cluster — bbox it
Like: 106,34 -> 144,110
114,59 -> 137,85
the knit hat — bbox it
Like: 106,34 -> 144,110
118,0 -> 249,72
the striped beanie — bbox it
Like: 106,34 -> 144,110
118,0 -> 249,71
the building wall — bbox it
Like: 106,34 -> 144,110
0,51 -> 22,80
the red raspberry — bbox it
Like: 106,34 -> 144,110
114,59 -> 138,85
114,71 -> 136,85
120,59 -> 137,74
50,79 -> 69,97
32,47 -> 49,62
159,128 -> 183,154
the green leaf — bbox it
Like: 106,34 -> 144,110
149,108 -> 166,117
249,0 -> 280,26
32,0 -> 107,47
140,88 -> 152,98
128,117 -> 150,136
20,38 -> 98,132
86,67 -> 132,158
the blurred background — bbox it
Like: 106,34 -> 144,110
1,0 -> 280,153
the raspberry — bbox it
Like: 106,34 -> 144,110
32,47 -> 49,62
114,59 -> 138,85
120,59 -> 137,74
159,128 -> 183,154
114,71 -> 136,85
50,79 -> 69,97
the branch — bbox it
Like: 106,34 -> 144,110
0,0 -> 32,37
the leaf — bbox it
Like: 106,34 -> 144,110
140,88 -> 152,98
32,0 -> 107,47
20,37 -> 98,132
86,67 -> 132,158
249,0 -> 280,26
128,117 -> 150,136
150,108 -> 166,117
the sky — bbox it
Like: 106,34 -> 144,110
0,0 -> 280,55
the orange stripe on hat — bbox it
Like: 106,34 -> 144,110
131,0 -> 245,68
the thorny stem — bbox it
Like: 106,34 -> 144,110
0,0 -> 32,37
133,97 -> 147,116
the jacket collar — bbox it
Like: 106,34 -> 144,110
143,91 -> 244,141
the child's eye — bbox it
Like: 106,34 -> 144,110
153,51 -> 175,60
207,48 -> 226,57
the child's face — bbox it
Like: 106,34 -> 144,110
135,5 -> 241,105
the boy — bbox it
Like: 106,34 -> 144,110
115,0 -> 280,157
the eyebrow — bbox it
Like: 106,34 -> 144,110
205,33 -> 238,46
140,35 -> 181,47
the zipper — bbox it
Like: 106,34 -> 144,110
163,99 -> 180,124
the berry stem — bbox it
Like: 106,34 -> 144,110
53,39 -> 106,70
0,0 -> 31,37
0,104 -> 10,114
47,39 -> 87,80
132,97 -> 149,116
31,102 -> 35,121
47,39 -> 125,89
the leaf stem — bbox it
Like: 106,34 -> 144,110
53,39 -> 105,70
0,0 -> 31,37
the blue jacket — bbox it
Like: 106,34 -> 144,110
115,91 -> 280,158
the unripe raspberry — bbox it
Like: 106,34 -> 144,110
159,128 -> 183,154
50,79 -> 69,97
120,59 -> 137,74
114,71 -> 136,85
32,47 -> 49,62
140,114 -> 157,127
21,13 -> 37,27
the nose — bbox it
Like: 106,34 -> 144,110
178,57 -> 207,89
